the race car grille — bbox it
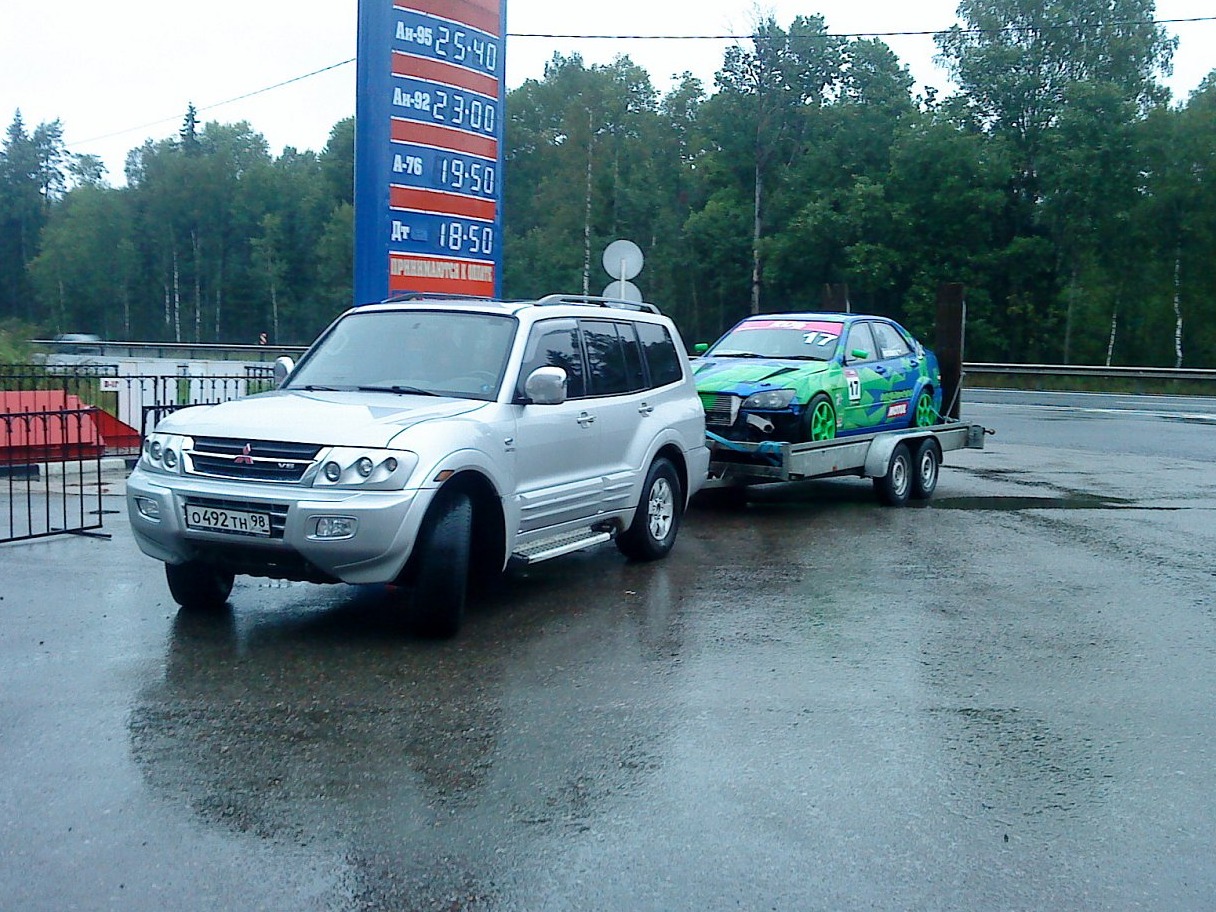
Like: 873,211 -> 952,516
187,438 -> 321,483
701,393 -> 740,428
183,496 -> 290,539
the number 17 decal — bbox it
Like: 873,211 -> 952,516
845,369 -> 862,404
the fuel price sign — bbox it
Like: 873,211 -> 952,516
356,0 -> 507,302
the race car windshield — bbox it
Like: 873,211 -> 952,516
712,321 -> 843,361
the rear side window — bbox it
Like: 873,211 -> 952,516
871,321 -> 911,359
518,320 -> 586,399
636,322 -> 684,389
583,320 -> 647,396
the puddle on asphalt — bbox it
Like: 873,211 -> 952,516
930,494 -> 1181,512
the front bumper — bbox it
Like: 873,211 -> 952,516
126,466 -> 433,584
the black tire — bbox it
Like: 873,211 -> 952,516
799,393 -> 837,442
616,458 -> 683,561
164,560 -> 234,611
408,488 -> 472,638
873,442 -> 913,507
910,437 -> 941,501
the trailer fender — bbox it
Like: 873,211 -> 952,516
864,431 -> 931,479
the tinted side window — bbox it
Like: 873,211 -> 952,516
871,322 -> 911,359
845,323 -> 877,363
636,322 -> 683,389
518,320 -> 586,399
582,320 -> 632,397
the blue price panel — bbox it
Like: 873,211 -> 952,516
394,10 -> 500,76
390,77 -> 499,135
389,212 -> 497,259
388,143 -> 498,198
356,0 -> 507,304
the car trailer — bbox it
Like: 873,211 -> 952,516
702,421 -> 990,506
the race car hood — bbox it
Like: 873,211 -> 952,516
692,356 -> 830,395
153,389 -> 488,448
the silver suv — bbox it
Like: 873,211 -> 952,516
127,295 -> 709,636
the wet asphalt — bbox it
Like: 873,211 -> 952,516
2,392 -> 1215,911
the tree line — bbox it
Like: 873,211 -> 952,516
1,0 -> 1213,366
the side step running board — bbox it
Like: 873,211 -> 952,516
510,529 -> 613,566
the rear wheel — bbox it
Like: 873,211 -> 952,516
165,560 -> 234,611
617,458 -> 682,561
407,489 -> 472,638
873,442 -> 913,507
913,389 -> 937,427
910,437 -> 941,500
800,393 -> 837,442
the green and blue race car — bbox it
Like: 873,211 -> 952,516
693,313 -> 943,443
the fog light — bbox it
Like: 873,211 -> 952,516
323,461 -> 342,482
134,497 -> 161,520
356,457 -> 374,478
312,516 -> 357,539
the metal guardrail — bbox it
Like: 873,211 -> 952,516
31,339 -> 307,362
1,408 -> 105,544
965,363 -> 1216,383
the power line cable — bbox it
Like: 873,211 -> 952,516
67,15 -> 1214,154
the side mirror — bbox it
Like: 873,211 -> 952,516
694,343 -> 709,355
524,366 -> 568,405
849,349 -> 870,362
273,356 -> 295,388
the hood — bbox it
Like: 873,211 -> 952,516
156,389 -> 488,448
692,356 -> 830,394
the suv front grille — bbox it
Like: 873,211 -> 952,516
701,393 -> 740,428
187,438 -> 321,483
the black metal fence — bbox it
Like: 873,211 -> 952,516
1,407 -> 104,544
0,364 -> 276,444
0,364 -> 274,544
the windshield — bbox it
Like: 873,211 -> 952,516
286,310 -> 517,401
709,319 -> 844,361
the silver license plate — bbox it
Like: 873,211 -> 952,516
185,505 -> 271,536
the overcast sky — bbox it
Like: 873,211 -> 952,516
2,0 -> 1212,183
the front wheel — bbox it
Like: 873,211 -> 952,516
165,560 -> 234,612
616,458 -> 683,561
407,489 -> 472,638
800,393 -> 837,442
873,442 -> 913,507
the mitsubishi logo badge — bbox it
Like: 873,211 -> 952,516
234,443 -> 254,465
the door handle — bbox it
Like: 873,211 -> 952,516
638,403 -> 654,416
577,412 -> 596,427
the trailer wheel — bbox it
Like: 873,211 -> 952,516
165,560 -> 234,611
910,437 -> 941,500
800,394 -> 837,442
874,442 -> 912,507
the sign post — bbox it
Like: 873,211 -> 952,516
355,0 -> 507,304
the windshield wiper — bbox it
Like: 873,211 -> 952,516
294,384 -> 345,391
355,384 -> 439,397
713,351 -> 766,358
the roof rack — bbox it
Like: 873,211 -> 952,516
377,292 -> 496,304
533,294 -> 661,314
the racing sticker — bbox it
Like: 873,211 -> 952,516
845,369 -> 861,404
887,400 -> 909,419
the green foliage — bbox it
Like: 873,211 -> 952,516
0,3 -> 1212,368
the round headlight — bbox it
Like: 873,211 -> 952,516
163,448 -> 178,469
384,457 -> 399,473
324,461 -> 342,482
356,457 -> 374,478
149,440 -> 163,461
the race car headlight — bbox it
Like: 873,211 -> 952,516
742,389 -> 797,410
141,433 -> 190,474
311,448 -> 417,490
